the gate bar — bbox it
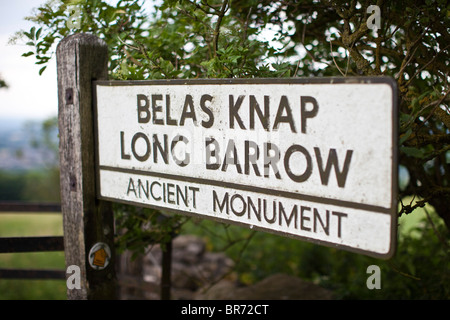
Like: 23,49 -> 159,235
0,268 -> 65,280
0,236 -> 64,253
0,202 -> 61,213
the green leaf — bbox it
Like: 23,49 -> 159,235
411,97 -> 420,113
30,26 -> 36,40
399,128 -> 412,145
22,51 -> 35,57
399,112 -> 412,124
35,27 -> 42,40
39,66 -> 47,75
400,146 -> 425,158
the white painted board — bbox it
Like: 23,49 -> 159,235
94,78 -> 397,258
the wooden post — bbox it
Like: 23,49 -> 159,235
57,34 -> 116,300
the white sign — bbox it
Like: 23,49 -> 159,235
94,78 -> 397,258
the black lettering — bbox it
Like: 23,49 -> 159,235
180,94 -> 197,125
162,183 -> 166,202
127,178 -> 137,197
300,206 -> 311,232
313,208 -> 330,236
250,95 -> 269,130
264,200 -> 277,224
189,187 -> 199,208
244,140 -> 260,176
120,131 -> 131,160
213,190 -> 229,213
332,211 -> 347,238
153,134 -> 169,164
150,181 -> 161,201
221,139 -> 242,174
284,144 -> 313,183
205,138 -> 221,170
273,95 -> 296,133
314,148 -> 353,187
279,202 -> 298,229
131,132 -> 150,162
247,196 -> 263,222
229,95 -> 246,129
230,193 -> 246,216
138,179 -> 149,199
165,94 -> 177,126
167,183 -> 175,204
171,134 -> 190,167
137,94 -> 150,123
200,94 -> 214,128
152,94 -> 164,125
176,185 -> 188,207
300,96 -> 319,134
263,142 -> 281,179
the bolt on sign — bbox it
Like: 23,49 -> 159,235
94,77 -> 398,259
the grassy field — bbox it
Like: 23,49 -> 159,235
0,213 -> 67,300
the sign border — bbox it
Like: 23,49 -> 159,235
93,76 -> 398,259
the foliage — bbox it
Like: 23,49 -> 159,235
114,204 -> 187,257
16,0 -> 450,226
21,169 -> 61,202
232,0 -> 450,228
0,171 -> 27,201
13,0 -> 301,253
184,207 -> 449,299
0,75 -> 7,89
0,169 -> 60,202
14,0 -> 450,297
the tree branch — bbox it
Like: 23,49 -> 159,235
213,0 -> 229,57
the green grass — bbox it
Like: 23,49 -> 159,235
0,213 -> 67,300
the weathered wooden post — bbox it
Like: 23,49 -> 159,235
57,33 -> 116,299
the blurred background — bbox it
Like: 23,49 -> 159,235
0,1 -> 448,300
0,1 -> 64,299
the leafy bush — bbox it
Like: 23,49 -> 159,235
183,207 -> 449,299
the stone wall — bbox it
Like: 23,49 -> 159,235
116,235 -> 333,300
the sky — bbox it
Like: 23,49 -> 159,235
0,1 -> 283,122
0,0 -> 58,121
0,1 -> 164,122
